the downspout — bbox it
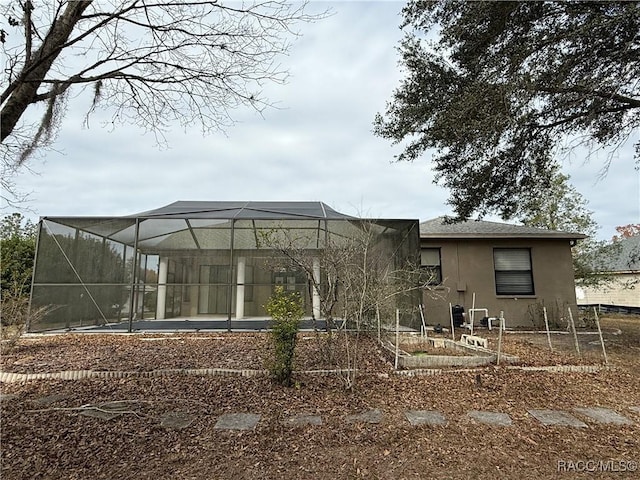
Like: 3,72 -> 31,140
127,218 -> 140,333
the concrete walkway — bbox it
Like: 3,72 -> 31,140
4,394 -> 637,431
168,407 -> 639,430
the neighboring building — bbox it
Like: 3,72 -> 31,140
29,201 -> 420,332
576,236 -> 640,309
419,217 -> 586,328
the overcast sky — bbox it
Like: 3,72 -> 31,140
8,1 -> 640,241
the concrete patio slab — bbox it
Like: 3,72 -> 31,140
528,409 -> 587,428
78,318 -> 328,333
214,413 -> 261,431
574,407 -> 633,425
346,409 -> 383,424
284,414 -> 323,426
160,411 -> 197,429
404,410 -> 447,426
467,410 -> 513,427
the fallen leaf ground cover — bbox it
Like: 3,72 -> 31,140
1,316 -> 639,479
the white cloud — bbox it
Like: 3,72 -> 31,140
7,1 -> 639,241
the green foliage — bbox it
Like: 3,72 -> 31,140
1,213 -> 36,298
512,168 -> 611,287
375,1 -> 639,220
1,213 -> 40,346
515,169 -> 597,236
576,234 -> 640,289
572,240 -> 622,288
264,286 -> 304,387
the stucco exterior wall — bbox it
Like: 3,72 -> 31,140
421,238 -> 578,328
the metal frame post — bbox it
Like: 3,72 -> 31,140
26,219 -> 44,332
127,218 -> 140,333
227,219 -> 235,331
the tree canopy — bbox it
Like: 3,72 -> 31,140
1,213 -> 36,297
374,0 -> 639,220
0,1 -> 321,175
512,168 -> 609,287
613,224 -> 640,241
515,168 -> 596,237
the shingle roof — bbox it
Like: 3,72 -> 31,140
592,236 -> 640,272
130,201 -> 355,220
420,216 -> 587,240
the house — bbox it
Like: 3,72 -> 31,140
576,235 -> 640,310
29,201 -> 420,332
419,217 -> 586,328
29,203 -> 587,332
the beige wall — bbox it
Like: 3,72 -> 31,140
421,238 -> 578,327
577,273 -> 640,307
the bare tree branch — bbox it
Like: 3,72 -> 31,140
1,0 -> 327,205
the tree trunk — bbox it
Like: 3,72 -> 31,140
1,1 -> 92,143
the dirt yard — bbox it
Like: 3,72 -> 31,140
1,316 -> 639,479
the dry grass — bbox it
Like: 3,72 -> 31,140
1,316 -> 639,480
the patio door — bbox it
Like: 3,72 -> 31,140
198,265 -> 230,315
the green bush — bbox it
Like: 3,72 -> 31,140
264,286 -> 304,386
1,213 -> 36,301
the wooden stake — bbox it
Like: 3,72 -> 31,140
394,308 -> 400,370
567,307 -> 581,357
543,306 -> 553,352
593,306 -> 608,366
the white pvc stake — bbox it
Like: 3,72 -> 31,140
543,306 -> 553,352
567,307 -> 581,357
593,307 -> 608,366
449,302 -> 455,340
496,311 -> 504,365
419,304 -> 427,339
394,308 -> 400,370
470,292 -> 476,336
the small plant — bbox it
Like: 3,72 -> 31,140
0,279 -> 52,353
1,282 -> 29,352
264,286 -> 304,387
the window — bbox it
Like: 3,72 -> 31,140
493,248 -> 534,295
420,248 -> 442,285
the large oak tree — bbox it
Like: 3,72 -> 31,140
374,1 -> 639,220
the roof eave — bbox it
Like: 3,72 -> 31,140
420,233 -> 587,240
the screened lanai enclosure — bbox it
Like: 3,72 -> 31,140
29,202 -> 421,332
